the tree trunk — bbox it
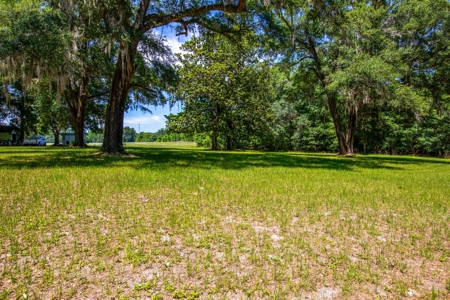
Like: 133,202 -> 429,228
74,111 -> 85,146
226,135 -> 232,150
75,73 -> 88,146
71,94 -> 86,146
53,128 -> 60,145
65,73 -> 88,146
211,132 -> 218,150
19,96 -> 25,141
319,75 -> 348,155
101,43 -> 138,154
68,96 -> 87,146
345,104 -> 358,156
225,119 -> 233,150
326,93 -> 348,155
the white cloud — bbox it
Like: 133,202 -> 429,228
155,25 -> 192,55
124,115 -> 163,125
166,37 -> 185,54
164,33 -> 193,55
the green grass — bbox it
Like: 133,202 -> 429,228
0,143 -> 449,299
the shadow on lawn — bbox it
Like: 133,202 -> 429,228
1,145 -> 448,171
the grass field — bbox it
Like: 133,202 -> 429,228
0,143 -> 449,299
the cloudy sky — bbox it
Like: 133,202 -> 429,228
123,30 -> 190,133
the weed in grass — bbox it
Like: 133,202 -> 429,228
431,287 -> 439,299
445,278 -> 450,293
163,281 -> 176,292
151,293 -> 163,300
0,290 -> 9,300
124,243 -> 149,266
134,280 -> 155,291
68,287 -> 77,298
172,289 -> 186,299
393,279 -> 409,297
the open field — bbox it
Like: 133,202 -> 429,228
0,143 -> 449,299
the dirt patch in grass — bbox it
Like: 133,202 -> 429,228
2,207 -> 447,299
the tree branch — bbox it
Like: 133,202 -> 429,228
134,0 -> 151,29
87,92 -> 110,101
130,84 -> 157,95
140,0 -> 247,33
63,90 -> 76,114
176,19 -> 237,39
423,115 -> 450,125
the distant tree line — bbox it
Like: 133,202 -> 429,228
117,127 -> 198,143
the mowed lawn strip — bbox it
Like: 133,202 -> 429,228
0,144 -> 449,299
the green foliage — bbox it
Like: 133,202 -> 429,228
192,132 -> 211,148
168,33 -> 273,150
134,129 -> 194,143
1,81 -> 39,138
266,68 -> 337,151
135,132 -> 156,143
122,126 -> 136,142
86,131 -> 103,143
252,0 -> 450,155
29,79 -> 71,138
356,105 -> 450,156
0,0 -> 67,57
0,0 -> 71,88
156,133 -> 192,143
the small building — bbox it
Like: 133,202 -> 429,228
0,125 -> 19,143
60,132 -> 87,145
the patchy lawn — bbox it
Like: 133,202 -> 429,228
0,144 -> 449,299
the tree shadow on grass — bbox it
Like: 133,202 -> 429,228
288,152 -> 450,165
129,147 -> 403,171
2,145 -> 446,172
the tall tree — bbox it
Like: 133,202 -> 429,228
89,0 -> 248,153
0,81 -> 39,139
268,67 -> 337,151
396,0 -> 450,130
30,80 -> 71,145
0,0 -> 107,146
258,0 -> 425,155
167,34 -> 273,150
50,0 -> 116,146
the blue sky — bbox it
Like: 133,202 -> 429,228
124,103 -> 182,133
124,29 -> 189,133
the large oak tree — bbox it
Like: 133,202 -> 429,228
0,0 -> 110,145
78,0 -> 249,153
257,0 -> 439,155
